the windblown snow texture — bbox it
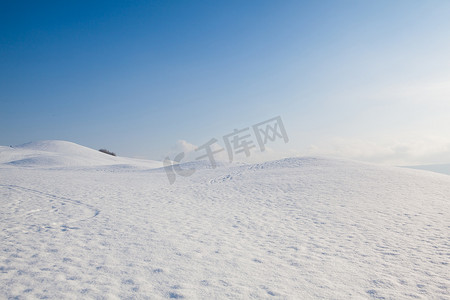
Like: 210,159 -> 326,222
1,141 -> 449,299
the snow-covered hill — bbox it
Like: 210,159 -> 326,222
0,141 -> 449,299
0,140 -> 162,169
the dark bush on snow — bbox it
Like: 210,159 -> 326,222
99,149 -> 116,156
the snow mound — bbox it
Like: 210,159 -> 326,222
0,140 -> 162,169
17,140 -> 106,156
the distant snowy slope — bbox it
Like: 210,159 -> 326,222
17,140 -> 108,155
405,163 -> 450,175
0,140 -> 162,169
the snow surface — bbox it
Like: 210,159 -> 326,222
0,141 -> 449,299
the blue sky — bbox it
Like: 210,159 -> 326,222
1,1 -> 450,165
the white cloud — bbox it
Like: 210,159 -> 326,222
305,135 -> 450,165
163,140 -> 198,162
353,78 -> 450,105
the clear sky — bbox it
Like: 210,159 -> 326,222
1,1 -> 449,165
